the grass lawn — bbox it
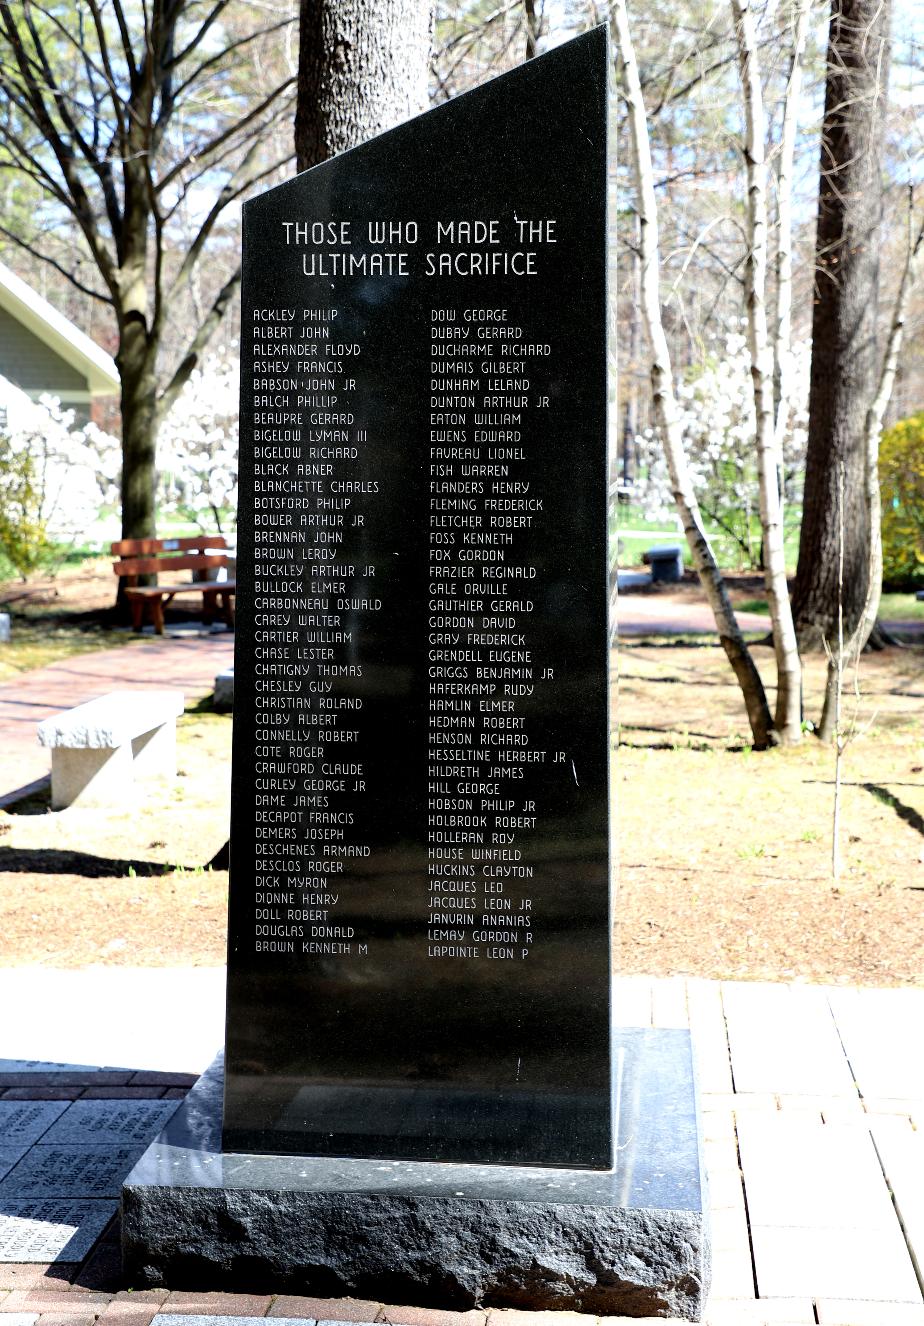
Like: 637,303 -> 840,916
734,591 -> 924,622
0,615 -> 132,683
0,556 -> 134,681
880,591 -> 924,620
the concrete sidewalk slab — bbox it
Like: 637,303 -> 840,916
1,974 -> 923,1323
0,970 -> 225,1077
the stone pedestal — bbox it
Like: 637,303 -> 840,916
213,668 -> 234,711
130,721 -> 177,780
122,1029 -> 710,1320
49,742 -> 135,810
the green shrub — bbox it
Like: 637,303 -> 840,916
880,412 -> 924,588
0,434 -> 51,578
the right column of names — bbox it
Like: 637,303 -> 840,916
426,304 -> 556,966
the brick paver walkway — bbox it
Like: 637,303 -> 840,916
0,633 -> 234,803
616,595 -> 771,638
2,973 -> 924,1326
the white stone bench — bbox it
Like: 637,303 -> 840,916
37,690 -> 185,809
213,667 -> 234,711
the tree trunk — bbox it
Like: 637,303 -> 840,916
773,0 -> 812,449
731,0 -> 803,744
524,0 -> 540,59
817,205 -> 924,739
115,331 -> 158,610
295,0 -> 432,172
119,379 -> 158,543
622,221 -> 641,486
116,291 -> 158,544
792,0 -> 890,652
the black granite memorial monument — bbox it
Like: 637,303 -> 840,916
122,29 -> 709,1318
223,25 -> 611,1174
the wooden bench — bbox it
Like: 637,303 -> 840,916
37,690 -> 185,809
112,535 -> 236,635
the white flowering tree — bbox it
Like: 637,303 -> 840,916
634,334 -> 810,569
0,377 -> 118,577
158,351 -> 239,536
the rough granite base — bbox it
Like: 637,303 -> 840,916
121,1031 -> 710,1320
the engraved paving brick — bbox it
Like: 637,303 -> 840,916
268,1301 -> 380,1322
0,1201 -> 117,1263
0,1104 -> 68,1147
0,1074 -> 133,1088
39,1102 -> 178,1148
0,1149 -> 28,1181
156,1318 -> 299,1326
127,1073 -> 198,1088
28,1315 -> 100,1326
377,1309 -> 487,1326
5,1290 -> 112,1311
94,1309 -> 160,1326
0,1148 -> 144,1200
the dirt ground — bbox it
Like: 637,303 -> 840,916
0,703 -> 231,966
0,562 -> 921,981
615,638 -> 924,985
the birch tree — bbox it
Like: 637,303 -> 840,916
613,0 -> 776,749
773,0 -> 813,453
730,0 -> 803,743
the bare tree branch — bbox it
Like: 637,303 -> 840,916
155,74 -> 295,195
166,0 -> 232,71
156,262 -> 241,421
0,221 -> 112,302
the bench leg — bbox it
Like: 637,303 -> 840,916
130,597 -> 145,632
131,721 -> 177,781
151,597 -> 166,635
50,744 -> 133,810
202,589 -> 216,625
220,591 -> 235,629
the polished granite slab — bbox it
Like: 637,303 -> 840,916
122,1029 -> 710,1319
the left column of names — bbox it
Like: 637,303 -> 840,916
250,304 -> 374,963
